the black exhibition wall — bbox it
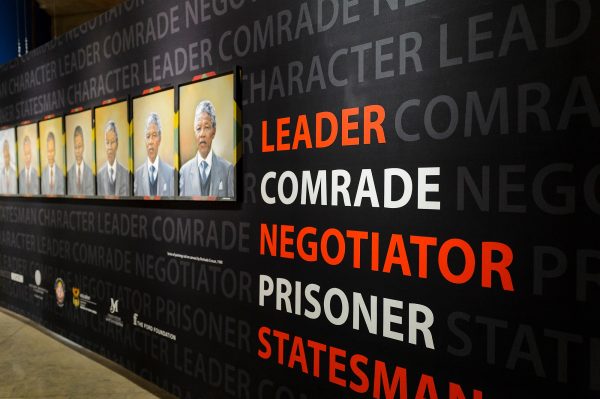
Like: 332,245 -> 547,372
1,0 -> 599,398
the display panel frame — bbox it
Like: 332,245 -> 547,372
65,108 -> 96,197
177,69 -> 240,201
0,126 -> 18,196
93,98 -> 132,198
38,115 -> 66,196
131,87 -> 177,199
16,122 -> 40,196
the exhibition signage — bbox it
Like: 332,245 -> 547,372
0,1 -> 598,398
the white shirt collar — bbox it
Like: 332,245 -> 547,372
147,156 -> 160,174
197,149 -> 213,168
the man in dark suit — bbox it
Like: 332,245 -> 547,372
67,125 -> 94,195
18,135 -> 39,194
97,121 -> 131,196
179,100 -> 234,198
41,132 -> 65,195
134,112 -> 175,196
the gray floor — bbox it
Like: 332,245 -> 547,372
0,309 -> 159,399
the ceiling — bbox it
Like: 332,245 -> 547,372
36,0 -> 123,17
35,0 -> 124,37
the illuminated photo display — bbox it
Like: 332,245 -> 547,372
39,116 -> 66,196
0,127 -> 17,195
94,100 -> 131,197
132,88 -> 176,197
65,109 -> 95,196
17,123 -> 40,195
178,73 -> 237,200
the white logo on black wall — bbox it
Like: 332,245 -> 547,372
132,313 -> 176,341
74,290 -> 97,315
29,270 -> 47,300
110,298 -> 119,314
105,298 -> 123,328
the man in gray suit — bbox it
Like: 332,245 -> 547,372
134,112 -> 175,196
67,126 -> 94,195
18,135 -> 39,194
41,132 -> 65,195
0,139 -> 17,194
97,121 -> 131,196
179,100 -> 234,198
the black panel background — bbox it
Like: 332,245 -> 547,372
0,1 -> 598,398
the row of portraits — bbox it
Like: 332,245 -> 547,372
0,72 -> 238,200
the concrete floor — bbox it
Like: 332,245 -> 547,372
0,309 -> 160,399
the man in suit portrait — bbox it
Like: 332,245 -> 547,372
134,112 -> 175,196
179,100 -> 234,197
41,132 -> 65,195
0,139 -> 17,194
67,125 -> 94,195
97,121 -> 131,196
18,135 -> 39,194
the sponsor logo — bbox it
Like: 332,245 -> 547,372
77,291 -> 98,315
105,298 -> 123,328
71,286 -> 97,314
132,313 -> 176,341
10,272 -> 24,283
54,278 -> 65,307
29,270 -> 47,300
72,287 -> 80,308
110,298 -> 119,314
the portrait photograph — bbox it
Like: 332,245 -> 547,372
39,116 -> 66,195
132,88 -> 176,197
17,123 -> 40,195
66,109 -> 95,196
94,100 -> 131,197
178,73 -> 236,200
0,127 -> 18,195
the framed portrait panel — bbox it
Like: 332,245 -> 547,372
17,123 -> 40,195
65,109 -> 96,196
39,116 -> 66,196
94,99 -> 131,197
132,88 -> 176,198
178,71 -> 237,200
0,127 -> 18,195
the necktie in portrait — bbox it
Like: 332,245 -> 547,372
200,161 -> 208,183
